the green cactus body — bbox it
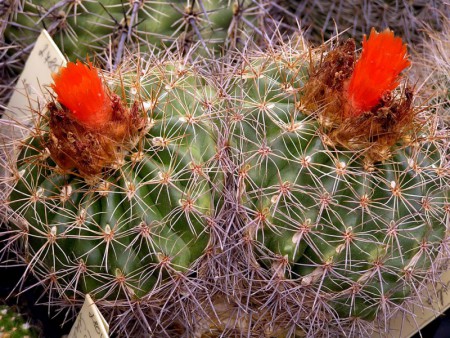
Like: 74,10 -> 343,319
229,49 -> 449,321
6,59 -> 217,301
0,305 -> 37,338
3,0 -> 269,67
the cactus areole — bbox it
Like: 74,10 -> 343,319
49,61 -> 146,176
7,60 -> 214,301
303,28 -> 415,164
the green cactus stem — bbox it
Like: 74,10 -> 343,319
4,57 -> 218,302
227,32 -> 449,333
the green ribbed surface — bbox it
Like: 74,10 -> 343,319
4,0 -> 259,62
229,51 -> 449,320
7,60 -> 217,300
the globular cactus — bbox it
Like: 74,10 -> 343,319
0,305 -> 37,338
226,29 -> 449,335
1,54 -> 220,324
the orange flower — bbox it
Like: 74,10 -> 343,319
51,61 -> 112,128
345,28 -> 410,116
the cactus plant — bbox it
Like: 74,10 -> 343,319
226,29 -> 449,335
1,54 -> 219,312
0,305 -> 38,338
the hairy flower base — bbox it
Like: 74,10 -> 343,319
47,95 -> 146,176
302,39 -> 415,163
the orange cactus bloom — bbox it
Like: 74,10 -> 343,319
51,61 -> 113,128
345,28 -> 410,116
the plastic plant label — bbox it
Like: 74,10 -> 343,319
0,29 -> 66,180
4,29 -> 66,125
68,294 -> 109,338
0,29 -> 66,181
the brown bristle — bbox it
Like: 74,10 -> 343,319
46,95 -> 146,177
302,36 -> 416,163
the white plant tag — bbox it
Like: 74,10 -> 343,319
0,29 -> 66,188
4,29 -> 66,123
68,294 -> 109,338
